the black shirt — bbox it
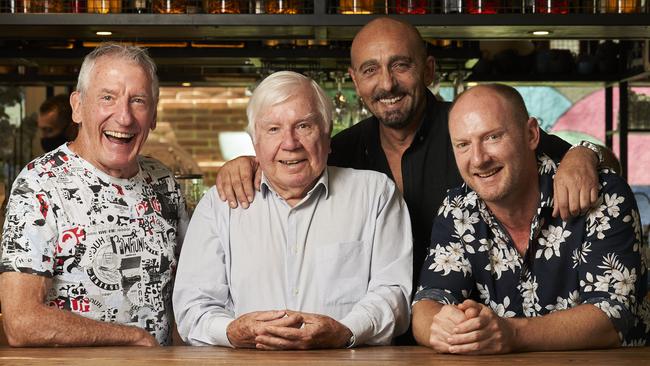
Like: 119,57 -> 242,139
328,90 -> 571,286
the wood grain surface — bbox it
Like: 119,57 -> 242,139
1,346 -> 649,366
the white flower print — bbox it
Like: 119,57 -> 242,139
603,193 -> 625,218
489,296 -> 516,318
536,224 -> 571,260
476,283 -> 490,302
595,300 -> 622,319
572,242 -> 592,268
454,210 -> 479,236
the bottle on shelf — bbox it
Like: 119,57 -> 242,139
603,0 -> 640,12
87,0 -> 121,12
466,0 -> 498,13
131,0 -> 150,13
265,0 -> 301,13
152,0 -> 186,12
535,0 -> 569,13
28,0 -> 64,12
338,0 -> 375,13
394,0 -> 429,13
203,0 -> 239,13
69,0 -> 86,12
441,0 -> 463,13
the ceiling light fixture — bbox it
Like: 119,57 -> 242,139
181,82 -> 192,87
96,31 -> 112,36
531,30 -> 551,36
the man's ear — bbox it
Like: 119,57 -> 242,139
423,55 -> 436,86
527,117 -> 540,151
151,109 -> 157,131
70,91 -> 83,125
348,66 -> 360,95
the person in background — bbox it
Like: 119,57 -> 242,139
212,17 -> 616,315
0,43 -> 188,347
38,94 -> 78,152
412,84 -> 649,354
173,71 -> 412,349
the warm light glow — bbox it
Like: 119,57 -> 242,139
181,82 -> 192,87
95,31 -> 113,36
531,30 -> 551,36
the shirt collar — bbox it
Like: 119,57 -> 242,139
260,167 -> 330,202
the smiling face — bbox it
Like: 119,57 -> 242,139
349,18 -> 434,129
70,55 -> 156,178
449,87 -> 539,206
253,88 -> 330,203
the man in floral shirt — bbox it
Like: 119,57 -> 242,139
412,84 -> 649,354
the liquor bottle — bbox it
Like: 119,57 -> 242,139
70,0 -> 86,12
203,0 -> 240,13
535,0 -> 569,13
338,0 -> 374,13
152,0 -> 186,12
395,0 -> 429,13
5,0 -> 30,12
442,0 -> 463,13
87,0 -> 121,12
466,0 -> 498,13
265,0 -> 301,13
29,0 -> 64,12
604,0 -> 639,12
132,0 -> 149,12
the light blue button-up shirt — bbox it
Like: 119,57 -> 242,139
173,166 -> 413,347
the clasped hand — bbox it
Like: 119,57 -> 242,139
429,299 -> 516,355
226,310 -> 352,350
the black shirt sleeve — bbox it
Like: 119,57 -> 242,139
537,129 -> 571,163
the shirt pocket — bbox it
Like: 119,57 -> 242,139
315,240 -> 370,306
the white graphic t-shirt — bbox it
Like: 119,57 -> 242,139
0,144 -> 188,345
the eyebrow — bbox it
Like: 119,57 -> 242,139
258,112 -> 320,125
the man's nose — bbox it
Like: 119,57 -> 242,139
115,98 -> 134,126
471,143 -> 490,167
280,129 -> 300,150
378,68 -> 397,92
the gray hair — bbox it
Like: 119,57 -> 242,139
246,71 -> 332,142
76,42 -> 159,103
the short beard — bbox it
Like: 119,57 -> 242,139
377,111 -> 412,129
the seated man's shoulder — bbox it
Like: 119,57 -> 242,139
17,148 -> 75,185
438,184 -> 480,214
597,168 -> 634,196
138,155 -> 174,176
328,166 -> 394,192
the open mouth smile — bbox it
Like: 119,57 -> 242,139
104,130 -> 135,144
475,167 -> 501,178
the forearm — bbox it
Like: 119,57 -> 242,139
5,304 -> 153,347
411,300 -> 444,346
508,304 -> 619,352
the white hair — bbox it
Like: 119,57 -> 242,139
76,42 -> 159,103
246,71 -> 332,142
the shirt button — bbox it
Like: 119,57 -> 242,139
293,289 -> 299,296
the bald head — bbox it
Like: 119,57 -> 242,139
450,84 -> 530,133
351,17 -> 427,67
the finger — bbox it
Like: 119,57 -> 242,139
452,316 -> 484,335
448,341 -> 483,354
448,329 -> 483,346
255,335 -> 300,350
231,169 -> 250,209
254,165 -> 262,191
553,182 -> 570,221
590,187 -> 599,207
253,310 -> 287,321
264,314 -> 304,328
239,166 -> 255,204
259,325 -> 303,340
215,173 -> 226,201
220,174 -> 239,208
579,185 -> 592,215
567,185 -> 581,218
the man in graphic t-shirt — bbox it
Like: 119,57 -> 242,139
0,43 -> 188,347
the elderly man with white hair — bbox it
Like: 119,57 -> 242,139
0,43 -> 188,347
173,71 -> 412,349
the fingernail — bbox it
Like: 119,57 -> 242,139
229,201 -> 236,208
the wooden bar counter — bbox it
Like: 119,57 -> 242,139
1,346 -> 649,366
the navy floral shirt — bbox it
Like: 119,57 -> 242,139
415,154 -> 650,346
